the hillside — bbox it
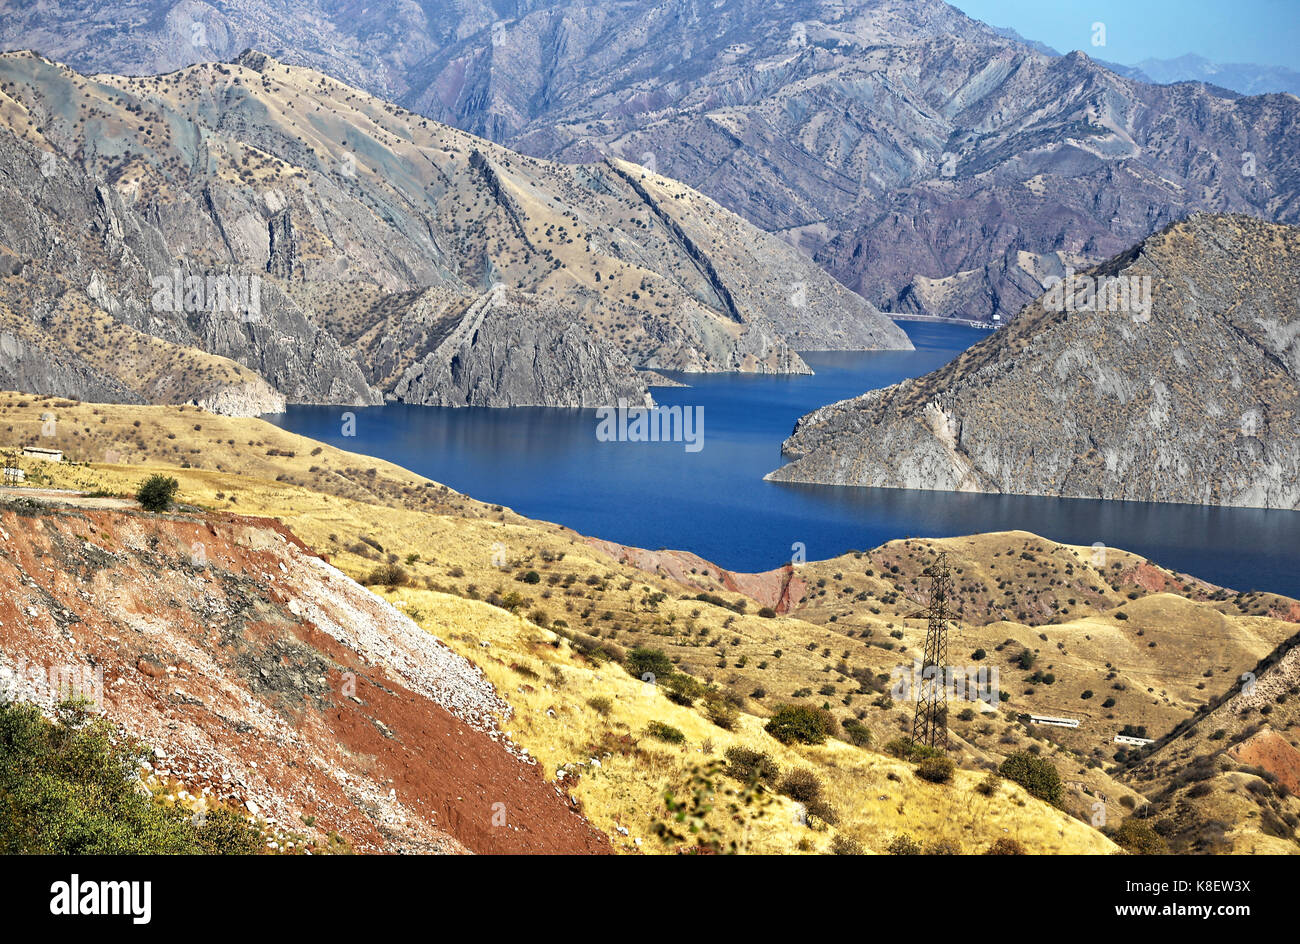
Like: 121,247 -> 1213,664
1118,629 -> 1300,854
769,215 -> 1300,509
0,393 -> 1136,854
8,0 -> 1300,321
7,394 -> 1300,852
0,48 -> 907,415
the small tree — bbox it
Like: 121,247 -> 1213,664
764,704 -> 835,745
999,751 -> 1062,805
626,647 -> 674,680
135,474 -> 179,512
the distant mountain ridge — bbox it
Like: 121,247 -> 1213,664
0,49 -> 906,413
2,0 -> 1299,323
767,214 -> 1300,510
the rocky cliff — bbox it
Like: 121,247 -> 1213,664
768,215 -> 1300,509
0,49 -> 907,414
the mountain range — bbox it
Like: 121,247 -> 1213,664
0,48 -> 905,413
3,0 -> 1299,322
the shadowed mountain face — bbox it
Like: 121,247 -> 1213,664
768,214 -> 1300,510
3,0 -> 1299,322
0,49 -> 907,413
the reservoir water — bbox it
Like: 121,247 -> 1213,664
267,323 -> 1300,599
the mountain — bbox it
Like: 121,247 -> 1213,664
4,1 -> 1300,323
767,214 -> 1300,509
1125,54 -> 1300,98
0,50 -> 906,415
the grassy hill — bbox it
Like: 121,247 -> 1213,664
5,391 -> 1297,852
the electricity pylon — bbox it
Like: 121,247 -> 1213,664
911,551 -> 954,751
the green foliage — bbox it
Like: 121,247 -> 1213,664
999,751 -> 1062,805
916,755 -> 956,784
586,695 -> 613,717
626,647 -> 674,680
841,718 -> 872,747
645,720 -> 686,744
723,746 -> 779,787
135,474 -> 179,512
1113,817 -> 1167,855
703,698 -> 739,730
764,703 -> 835,745
0,698 -> 260,854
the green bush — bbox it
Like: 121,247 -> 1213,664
626,647 -> 674,680
723,746 -> 779,786
586,695 -> 613,717
644,721 -> 685,744
999,751 -> 1062,805
842,719 -> 872,747
916,755 -> 956,784
704,698 -> 739,730
0,698 -> 260,854
764,704 -> 835,745
1113,818 -> 1166,855
135,474 -> 179,512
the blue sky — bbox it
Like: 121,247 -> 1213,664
950,0 -> 1300,71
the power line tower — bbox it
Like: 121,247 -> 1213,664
911,551 -> 954,752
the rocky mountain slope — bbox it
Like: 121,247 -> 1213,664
6,0 -> 1299,321
0,498 -> 610,853
0,49 -> 906,415
768,215 -> 1300,509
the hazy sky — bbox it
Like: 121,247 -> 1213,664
950,0 -> 1300,71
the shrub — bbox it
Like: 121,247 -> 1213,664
999,752 -> 1062,805
135,474 -> 179,512
886,833 -> 922,855
586,695 -> 613,717
842,719 -> 872,747
1113,817 -> 1166,855
916,755 -> 956,784
764,704 -> 834,745
704,698 -> 739,730
778,768 -> 824,803
985,837 -> 1025,855
757,606 -> 777,618
976,771 -> 1000,796
626,647 -> 674,680
364,563 -> 408,587
830,834 -> 863,855
723,746 -> 778,786
0,698 -> 259,854
644,721 -> 685,744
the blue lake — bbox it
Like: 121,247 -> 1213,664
267,322 -> 1300,599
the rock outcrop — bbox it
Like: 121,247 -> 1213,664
768,215 -> 1300,510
